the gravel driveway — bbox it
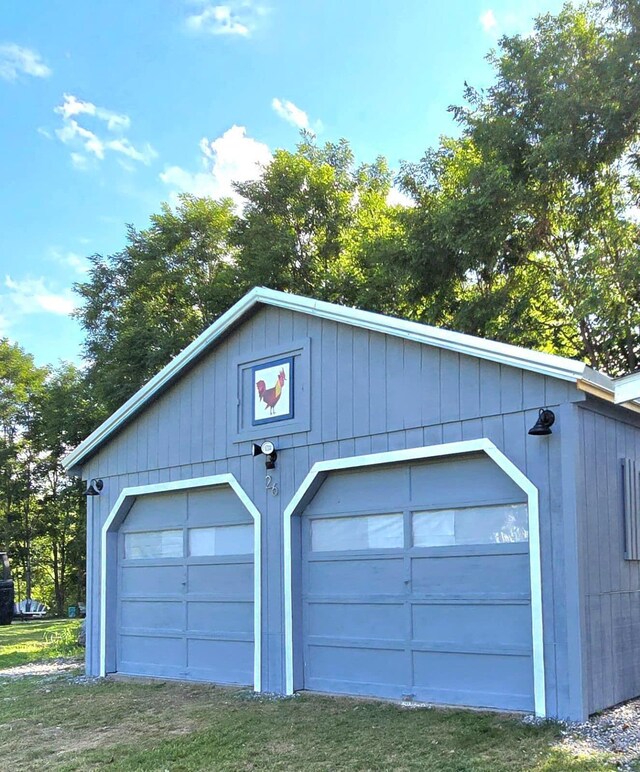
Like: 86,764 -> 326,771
559,699 -> 640,768
0,658 -> 82,679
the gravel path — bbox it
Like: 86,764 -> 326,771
559,699 -> 640,768
0,658 -> 82,679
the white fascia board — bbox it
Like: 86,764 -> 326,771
259,288 -> 589,383
614,371 -> 640,404
64,286 -> 613,472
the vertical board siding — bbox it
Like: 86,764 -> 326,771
579,404 -> 640,714
84,304 -> 588,717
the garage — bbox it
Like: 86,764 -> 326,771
115,484 -> 257,686
70,288 -> 640,720
293,452 -> 536,712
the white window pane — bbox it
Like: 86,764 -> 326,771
367,514 -> 404,549
189,524 -> 254,556
413,511 -> 455,547
413,504 -> 528,547
125,529 -> 182,559
311,514 -> 403,551
455,504 -> 528,544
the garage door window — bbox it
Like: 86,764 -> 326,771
189,524 -> 254,556
311,513 -> 403,552
413,503 -> 528,547
124,529 -> 183,559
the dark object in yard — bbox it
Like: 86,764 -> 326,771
78,619 -> 86,648
0,553 -> 14,626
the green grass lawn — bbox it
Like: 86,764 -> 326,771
0,621 -> 623,771
0,618 -> 83,669
0,678 -> 622,772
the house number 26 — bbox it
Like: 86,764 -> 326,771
265,475 -> 279,496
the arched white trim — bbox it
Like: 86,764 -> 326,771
283,438 -> 546,717
100,473 -> 262,691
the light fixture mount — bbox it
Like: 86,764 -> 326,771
85,478 -> 104,496
252,441 -> 278,470
528,408 -> 555,436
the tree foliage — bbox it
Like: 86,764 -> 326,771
0,343 -> 96,615
399,0 -> 640,372
75,196 -> 240,411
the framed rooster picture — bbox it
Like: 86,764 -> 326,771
252,356 -> 294,425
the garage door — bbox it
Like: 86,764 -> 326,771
300,455 -> 534,711
117,486 -> 255,685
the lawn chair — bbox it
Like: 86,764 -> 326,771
13,599 -> 47,620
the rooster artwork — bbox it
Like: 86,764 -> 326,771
252,358 -> 294,424
256,368 -> 286,414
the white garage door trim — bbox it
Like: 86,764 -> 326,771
283,438 -> 545,717
100,473 -> 262,690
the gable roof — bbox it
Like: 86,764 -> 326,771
62,286 -> 635,473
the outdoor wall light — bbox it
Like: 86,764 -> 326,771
252,441 -> 278,470
84,478 -> 104,496
528,409 -> 556,436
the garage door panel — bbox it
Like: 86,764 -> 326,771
121,565 -> 184,595
305,466 -> 409,516
187,600 -> 253,633
116,486 -> 255,687
307,557 -> 404,596
119,634 -> 185,668
409,456 -> 524,506
188,488 -> 250,524
120,599 -> 183,630
412,602 -> 532,648
307,602 -> 405,639
411,552 -> 530,596
187,639 -> 253,684
121,493 -> 187,530
412,651 -> 534,710
306,644 -> 407,689
187,562 -> 253,596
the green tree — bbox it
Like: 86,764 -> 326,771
400,0 -> 640,372
75,139 -> 408,412
28,364 -> 97,614
233,134 -> 406,307
0,340 -> 46,604
75,195 -> 240,412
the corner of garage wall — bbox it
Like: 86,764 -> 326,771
556,401 -> 589,721
576,398 -> 640,716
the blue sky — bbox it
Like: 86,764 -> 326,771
0,0 -> 564,367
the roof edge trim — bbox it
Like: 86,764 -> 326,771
63,287 -> 624,472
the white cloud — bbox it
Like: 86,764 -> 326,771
185,1 -> 266,36
0,43 -> 51,81
386,186 -> 415,208
479,9 -> 498,33
271,98 -> 309,130
2,276 -> 75,319
49,248 -> 89,276
160,125 -> 271,205
53,94 -> 156,169
55,93 -> 130,131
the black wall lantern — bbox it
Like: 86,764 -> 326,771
528,409 -> 555,436
84,478 -> 104,496
252,441 -> 278,470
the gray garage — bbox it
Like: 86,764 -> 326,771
64,287 -> 640,721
